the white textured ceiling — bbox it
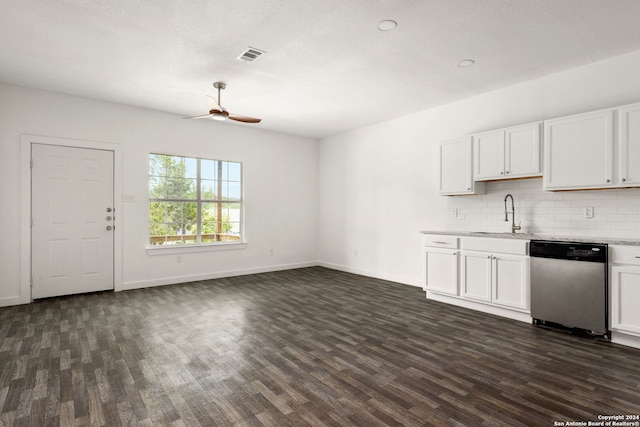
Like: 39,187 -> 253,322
2,0 -> 640,139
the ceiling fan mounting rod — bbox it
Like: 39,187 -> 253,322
213,82 -> 226,105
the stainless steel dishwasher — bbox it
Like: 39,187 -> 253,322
529,240 -> 609,339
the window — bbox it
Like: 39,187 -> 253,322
149,153 -> 243,246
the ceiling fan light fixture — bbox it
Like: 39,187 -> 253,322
209,108 -> 229,121
210,113 -> 227,121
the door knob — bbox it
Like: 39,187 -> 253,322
106,216 -> 112,221
106,207 -> 112,212
106,225 -> 113,231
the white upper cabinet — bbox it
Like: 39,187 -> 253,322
438,137 -> 485,195
505,123 -> 542,179
618,102 -> 640,186
474,122 -> 541,181
474,130 -> 503,180
544,109 -> 614,190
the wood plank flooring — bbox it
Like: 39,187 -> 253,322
1,266 -> 640,426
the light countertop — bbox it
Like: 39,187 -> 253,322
420,230 -> 640,246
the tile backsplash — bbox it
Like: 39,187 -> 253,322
445,178 -> 640,240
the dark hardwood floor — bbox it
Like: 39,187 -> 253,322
1,267 -> 639,426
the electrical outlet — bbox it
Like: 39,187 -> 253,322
122,194 -> 136,202
584,207 -> 594,219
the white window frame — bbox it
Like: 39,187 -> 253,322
147,153 -> 246,254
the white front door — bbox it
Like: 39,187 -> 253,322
31,143 -> 114,299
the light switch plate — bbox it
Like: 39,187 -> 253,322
123,194 -> 136,202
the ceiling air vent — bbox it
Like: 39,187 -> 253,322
236,47 -> 266,63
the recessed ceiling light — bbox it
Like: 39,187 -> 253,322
377,20 -> 397,31
457,59 -> 476,67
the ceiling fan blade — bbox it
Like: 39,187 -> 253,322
228,114 -> 262,123
184,114 -> 213,120
206,95 -> 221,111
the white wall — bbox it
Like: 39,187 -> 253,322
318,49 -> 640,287
5,49 -> 640,306
0,83 -> 318,306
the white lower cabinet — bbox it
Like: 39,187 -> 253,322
492,254 -> 529,310
461,251 -> 492,302
422,234 -> 530,323
610,265 -> 640,335
423,234 -> 459,296
607,245 -> 640,349
424,248 -> 459,296
461,251 -> 529,311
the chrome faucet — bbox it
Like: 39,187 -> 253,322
504,193 -> 521,233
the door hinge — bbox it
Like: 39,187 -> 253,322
30,276 -> 33,287
30,159 -> 33,168
30,217 -> 33,227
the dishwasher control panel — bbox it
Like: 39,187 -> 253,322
529,240 -> 607,263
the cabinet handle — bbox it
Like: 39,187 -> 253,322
606,179 -> 611,183
635,256 -> 640,259
622,178 -> 627,182
500,171 -> 504,175
506,171 -> 510,174
432,241 -> 449,244
467,187 -> 471,191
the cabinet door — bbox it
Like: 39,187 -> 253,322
439,137 -> 484,195
425,249 -> 458,295
544,109 -> 614,190
618,103 -> 640,186
505,122 -> 541,179
474,130 -> 504,180
461,251 -> 492,302
492,254 -> 529,310
610,265 -> 640,335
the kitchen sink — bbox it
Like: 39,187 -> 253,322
472,231 -> 518,234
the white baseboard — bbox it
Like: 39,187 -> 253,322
2,262 -> 420,306
317,261 -> 422,287
611,332 -> 640,350
0,295 -> 30,308
119,261 -> 318,291
426,291 -> 532,323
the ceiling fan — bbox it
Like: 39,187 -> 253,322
185,82 -> 261,123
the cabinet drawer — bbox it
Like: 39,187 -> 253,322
423,234 -> 459,249
610,245 -> 640,265
461,237 -> 528,255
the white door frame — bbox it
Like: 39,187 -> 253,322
20,134 -> 123,304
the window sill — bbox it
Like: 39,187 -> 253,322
146,242 -> 247,256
